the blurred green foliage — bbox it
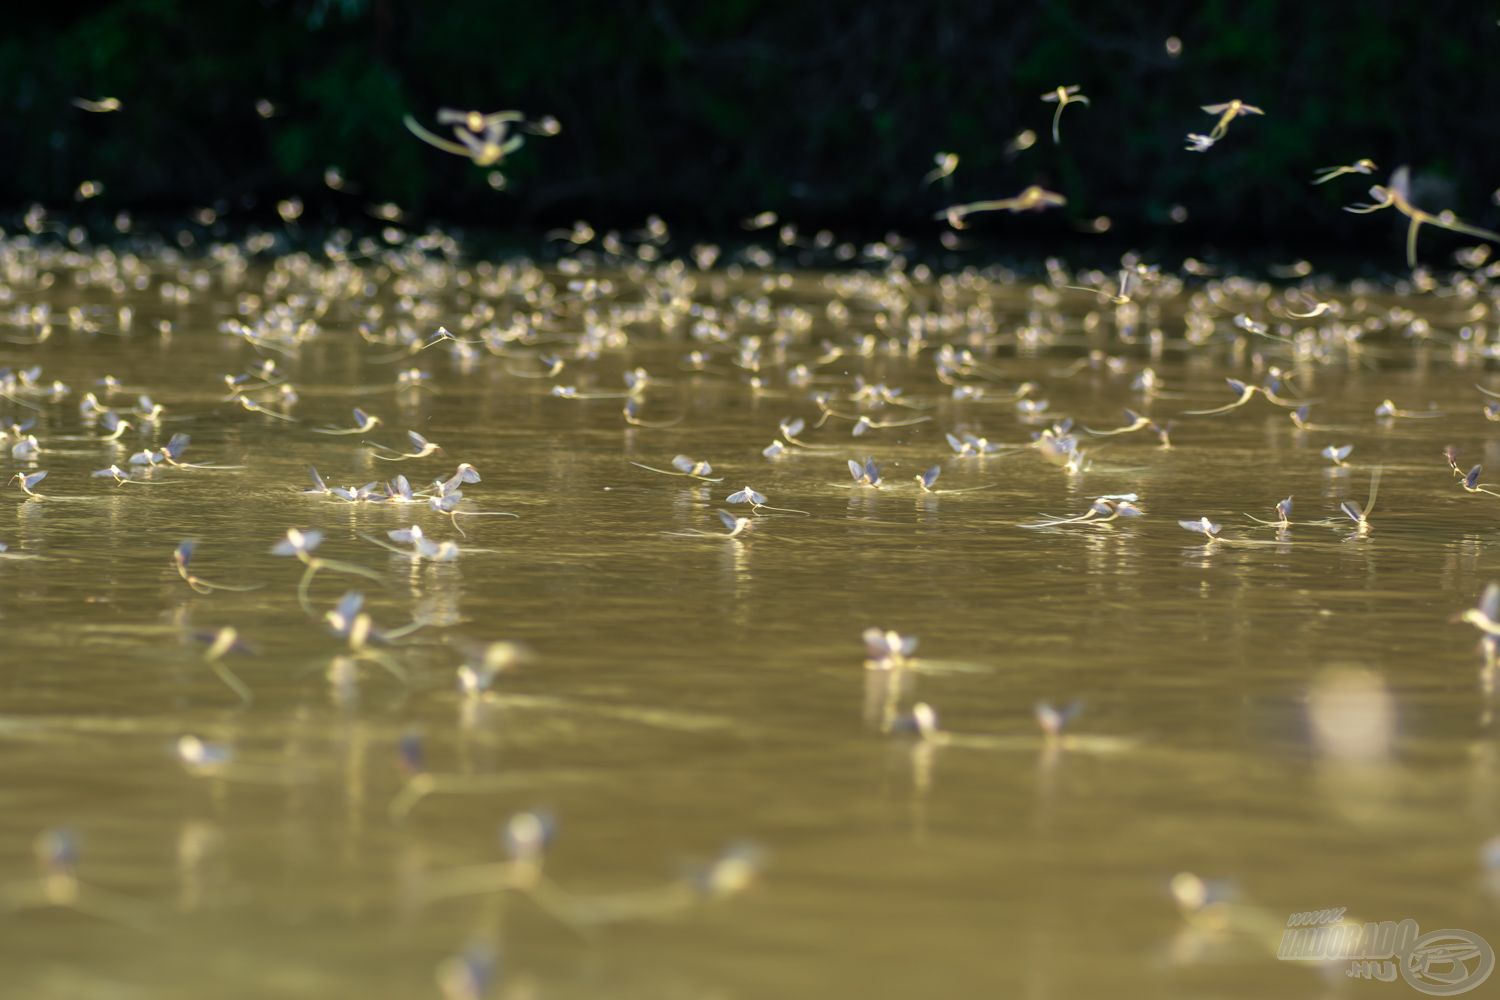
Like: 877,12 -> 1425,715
2,1 -> 1498,254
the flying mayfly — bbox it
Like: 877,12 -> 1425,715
403,109 -> 526,168
1345,166 -> 1500,268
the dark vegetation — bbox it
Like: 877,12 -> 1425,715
3,1 -> 1498,257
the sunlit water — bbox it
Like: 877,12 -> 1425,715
1,241 -> 1498,998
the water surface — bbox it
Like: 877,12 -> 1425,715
1,243 -> 1497,998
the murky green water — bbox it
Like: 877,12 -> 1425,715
1,241 -> 1498,998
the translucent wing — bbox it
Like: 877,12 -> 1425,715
848,459 -> 864,482
336,590 -> 364,623
1388,166 -> 1411,203
781,417 -> 805,438
273,529 -> 322,554
308,466 -> 327,491
1339,501 -> 1364,523
718,509 -> 738,531
1276,497 -> 1293,520
1036,699 -> 1085,734
725,488 -> 752,504
166,432 -> 191,458
921,466 -> 941,489
672,455 -> 696,473
408,430 -> 430,451
1467,466 -> 1484,491
1481,583 -> 1500,622
175,541 -> 195,566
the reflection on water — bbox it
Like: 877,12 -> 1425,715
0,234 -> 1498,997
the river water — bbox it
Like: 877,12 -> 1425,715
0,237 -> 1497,998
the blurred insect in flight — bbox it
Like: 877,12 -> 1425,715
1312,159 -> 1377,185
1040,85 -> 1090,144
1345,166 -> 1500,268
403,109 -> 525,167
936,187 -> 1066,228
